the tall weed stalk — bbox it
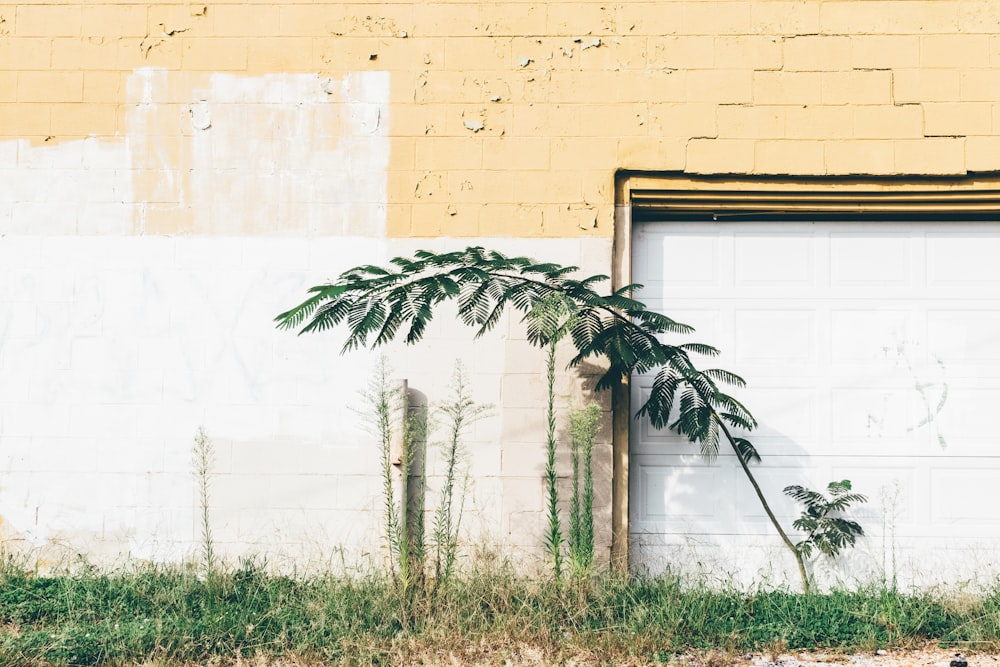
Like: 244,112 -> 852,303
568,404 -> 601,575
531,294 -> 575,578
544,337 -> 563,578
433,361 -> 491,586
362,358 -> 424,626
880,480 -> 901,591
191,426 -> 216,584
365,359 -> 403,571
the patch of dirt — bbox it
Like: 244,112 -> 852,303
171,646 -> 1000,667
704,648 -> 999,667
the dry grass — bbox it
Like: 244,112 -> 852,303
0,558 -> 998,666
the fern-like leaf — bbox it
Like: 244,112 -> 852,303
276,246 -> 761,472
733,437 -> 761,464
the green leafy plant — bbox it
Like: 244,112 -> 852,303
359,358 -> 426,627
784,480 -> 868,566
568,403 -> 601,575
275,246 -> 810,590
433,361 -> 491,586
3,562 -> 1000,665
191,426 -> 216,584
880,480 -> 901,590
528,293 -> 576,577
361,358 -> 404,573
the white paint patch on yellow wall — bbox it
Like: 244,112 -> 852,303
128,69 -> 390,236
0,69 -> 390,237
0,137 -> 133,234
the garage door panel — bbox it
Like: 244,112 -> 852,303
927,232 -> 1000,284
829,386 -> 918,441
639,308 -> 739,368
631,219 -> 1000,585
734,233 -> 815,285
927,310 -> 1000,361
635,456 -> 735,532
733,309 -> 816,363
652,309 -> 725,346
937,386 -> 1000,440
634,230 -> 723,287
830,232 -> 912,285
634,417 -> 694,450
640,456 -> 1000,534
930,466 -> 1000,524
737,386 -> 817,440
927,231 -> 1000,287
830,309 -> 917,362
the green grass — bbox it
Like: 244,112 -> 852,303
0,557 -> 998,666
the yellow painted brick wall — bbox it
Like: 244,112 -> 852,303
3,1 -> 1000,238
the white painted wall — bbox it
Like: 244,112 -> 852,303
0,236 -> 387,565
0,233 -> 612,569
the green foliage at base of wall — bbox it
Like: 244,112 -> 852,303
0,559 -> 997,666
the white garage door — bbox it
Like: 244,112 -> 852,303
630,219 -> 1000,589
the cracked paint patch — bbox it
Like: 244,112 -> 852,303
0,69 -> 390,237
129,68 -> 390,236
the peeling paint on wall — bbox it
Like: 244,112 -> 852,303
0,69 -> 390,237
130,69 -> 390,236
0,136 -> 133,235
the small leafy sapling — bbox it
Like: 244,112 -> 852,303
783,480 -> 868,561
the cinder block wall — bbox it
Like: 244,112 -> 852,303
0,1 -> 997,569
6,2 -> 998,238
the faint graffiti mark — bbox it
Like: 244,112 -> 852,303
879,340 -> 948,448
907,355 -> 948,448
865,405 -> 886,439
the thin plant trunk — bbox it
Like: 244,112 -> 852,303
717,420 -> 810,593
